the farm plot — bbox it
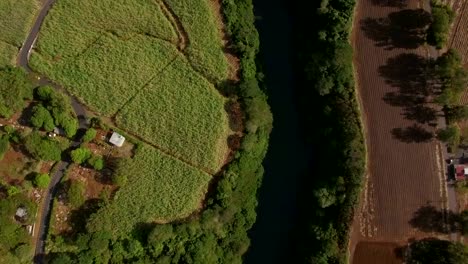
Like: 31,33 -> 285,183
164,0 -> 229,82
116,56 -> 229,172
0,0 -> 39,66
86,144 -> 211,236
31,34 -> 180,115
352,0 -> 445,251
448,0 -> 468,103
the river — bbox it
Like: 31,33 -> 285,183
244,0 -> 310,262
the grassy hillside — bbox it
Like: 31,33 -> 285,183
0,0 -> 39,67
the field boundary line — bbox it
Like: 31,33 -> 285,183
156,0 -> 188,51
112,54 -> 179,118
115,125 -> 216,176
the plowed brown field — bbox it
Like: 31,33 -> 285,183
447,0 -> 468,103
353,242 -> 404,264
351,0 -> 447,262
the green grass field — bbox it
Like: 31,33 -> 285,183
165,0 -> 229,82
31,34 -> 180,115
87,144 -> 211,236
0,0 -> 39,67
116,56 -> 229,172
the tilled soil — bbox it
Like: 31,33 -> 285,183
351,0 -> 448,262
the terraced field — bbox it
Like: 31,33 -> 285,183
30,0 -> 231,221
351,0 -> 447,262
0,0 -> 39,67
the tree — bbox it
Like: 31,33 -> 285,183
314,187 -> 336,208
30,105 -> 55,131
83,128 -> 97,143
87,155 -> 104,171
460,210 -> 468,235
437,125 -> 460,148
428,4 -> 455,49
33,173 -> 50,189
23,132 -> 62,161
7,186 -> 21,197
71,147 -> 92,164
68,180 -> 85,207
408,238 -> 468,264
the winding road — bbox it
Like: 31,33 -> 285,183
17,0 -> 88,262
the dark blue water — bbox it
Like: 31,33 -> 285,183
244,0 -> 310,263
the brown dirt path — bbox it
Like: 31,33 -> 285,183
350,0 -> 448,262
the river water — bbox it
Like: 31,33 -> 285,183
244,0 -> 310,262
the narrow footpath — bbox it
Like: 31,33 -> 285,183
17,0 -> 89,262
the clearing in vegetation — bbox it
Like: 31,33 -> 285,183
87,144 -> 212,236
0,0 -> 39,67
116,56 -> 229,172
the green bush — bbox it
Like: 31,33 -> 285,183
0,66 -> 33,118
7,186 -> 21,197
83,128 -> 97,143
23,132 -> 62,161
33,173 -> 51,189
437,125 -> 460,148
71,147 -> 92,164
87,155 -> 104,171
30,105 -> 55,131
428,2 -> 455,49
68,180 -> 85,208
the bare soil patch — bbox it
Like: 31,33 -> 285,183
351,0 -> 447,258
353,242 -> 404,264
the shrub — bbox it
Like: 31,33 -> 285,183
30,105 -> 55,131
428,3 -> 455,49
23,132 -> 62,161
33,173 -> 50,189
87,155 -> 104,171
83,128 -> 97,143
7,186 -> 21,197
0,66 -> 33,118
68,180 -> 85,208
71,147 -> 92,164
437,125 -> 460,148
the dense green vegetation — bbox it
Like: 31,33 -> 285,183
164,0 -> 229,82
407,239 -> 468,263
70,147 -> 92,165
428,1 -> 455,49
82,128 -> 96,143
23,132 -> 63,161
291,0 -> 365,263
434,49 -> 468,107
67,180 -> 86,208
0,192 -> 37,263
34,173 -> 51,189
0,66 -> 33,118
88,144 -> 212,233
116,56 -> 229,172
0,0 -> 39,67
46,0 -> 272,262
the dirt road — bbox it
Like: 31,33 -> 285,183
351,0 -> 449,262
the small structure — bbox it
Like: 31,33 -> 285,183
54,127 -> 65,136
455,165 -> 465,180
15,207 -> 28,223
109,132 -> 125,147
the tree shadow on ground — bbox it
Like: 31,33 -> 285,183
380,53 -> 439,125
360,9 -> 432,50
409,205 -> 459,233
391,125 -> 433,143
60,198 -> 103,238
370,0 -> 408,8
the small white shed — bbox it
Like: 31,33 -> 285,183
109,132 -> 125,147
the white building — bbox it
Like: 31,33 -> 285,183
109,132 -> 125,147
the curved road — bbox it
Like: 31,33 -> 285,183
17,0 -> 88,262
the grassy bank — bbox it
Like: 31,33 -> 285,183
291,0 -> 366,262
0,0 -> 39,67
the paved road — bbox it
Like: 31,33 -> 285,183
17,0 -> 88,262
